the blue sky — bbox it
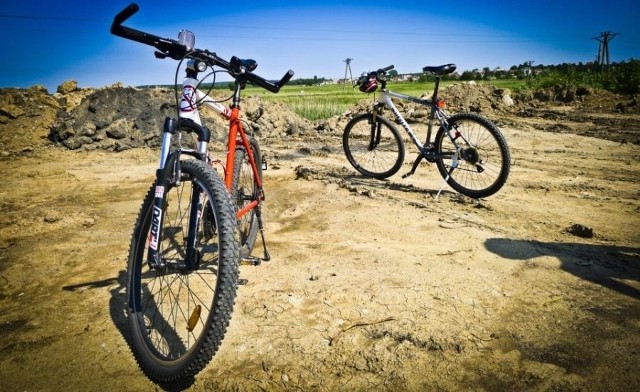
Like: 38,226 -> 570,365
1,0 -> 638,92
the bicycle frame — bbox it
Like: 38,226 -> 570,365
179,74 -> 264,220
376,88 -> 466,156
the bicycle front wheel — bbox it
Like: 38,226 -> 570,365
342,112 -> 405,179
434,112 -> 511,198
231,136 -> 262,257
126,159 -> 239,382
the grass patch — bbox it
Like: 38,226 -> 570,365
243,79 -> 527,121
248,85 -> 364,121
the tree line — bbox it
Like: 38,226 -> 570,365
430,60 -> 639,95
203,59 -> 640,95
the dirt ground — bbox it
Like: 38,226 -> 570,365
0,88 -> 639,391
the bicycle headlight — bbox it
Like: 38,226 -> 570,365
187,60 -> 207,73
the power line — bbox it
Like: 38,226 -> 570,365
0,14 -> 554,38
0,14 -> 93,22
0,14 -> 607,42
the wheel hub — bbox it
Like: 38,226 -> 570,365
461,147 -> 479,164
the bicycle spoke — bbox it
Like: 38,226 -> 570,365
343,113 -> 405,179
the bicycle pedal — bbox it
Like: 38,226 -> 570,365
240,256 -> 262,266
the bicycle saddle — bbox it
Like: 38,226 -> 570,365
423,64 -> 457,76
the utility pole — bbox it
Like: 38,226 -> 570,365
343,58 -> 353,91
593,31 -> 618,72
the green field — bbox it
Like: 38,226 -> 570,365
243,79 -> 526,121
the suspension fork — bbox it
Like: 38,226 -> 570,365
185,181 -> 203,270
147,118 -> 178,270
148,117 -> 209,271
368,103 -> 385,151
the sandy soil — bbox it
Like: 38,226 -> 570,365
0,101 -> 639,391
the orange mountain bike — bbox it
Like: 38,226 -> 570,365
111,3 -> 293,382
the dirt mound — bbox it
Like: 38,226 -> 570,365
49,86 -> 171,151
46,86 -> 312,152
0,82 -> 312,155
49,87 -> 310,151
0,82 -> 92,155
1,81 -> 638,157
0,86 -> 60,155
439,82 -> 518,114
441,82 -> 638,115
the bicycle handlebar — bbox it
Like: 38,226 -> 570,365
112,3 -> 139,27
110,3 -> 294,93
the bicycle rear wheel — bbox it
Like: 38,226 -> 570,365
126,159 -> 239,382
231,136 -> 262,257
342,112 -> 405,179
434,112 -> 510,198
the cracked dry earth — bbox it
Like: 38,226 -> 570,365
1,116 -> 639,391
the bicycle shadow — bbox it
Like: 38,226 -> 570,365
329,170 -> 458,199
62,270 -> 196,391
484,238 -> 640,299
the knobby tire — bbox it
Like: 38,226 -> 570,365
126,159 -> 239,382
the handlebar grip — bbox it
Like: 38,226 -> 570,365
380,65 -> 394,73
247,69 -> 295,93
111,3 -> 139,33
277,70 -> 295,89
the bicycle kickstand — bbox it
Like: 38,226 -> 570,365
436,157 -> 458,200
254,206 -> 271,262
435,173 -> 450,200
402,154 -> 424,179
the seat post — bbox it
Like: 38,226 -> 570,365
432,76 -> 441,101
425,76 -> 442,146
